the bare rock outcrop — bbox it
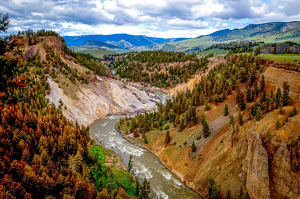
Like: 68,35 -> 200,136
46,77 -> 160,126
242,131 -> 271,199
272,140 -> 300,198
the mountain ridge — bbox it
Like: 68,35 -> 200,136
80,39 -> 121,49
63,33 -> 189,48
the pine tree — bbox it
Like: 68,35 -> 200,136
128,155 -> 133,171
254,82 -> 259,96
236,87 -> 246,110
191,106 -> 197,124
238,111 -> 244,125
256,106 -> 261,121
208,177 -> 220,199
282,81 -> 291,106
165,130 -> 171,145
225,190 -> 231,199
143,134 -> 148,144
179,118 -> 185,131
205,102 -> 210,111
106,183 -> 112,195
230,115 -> 234,126
272,44 -> 277,54
202,118 -> 211,138
283,47 -> 291,54
175,115 -> 180,125
260,75 -> 265,92
275,87 -> 282,108
141,178 -> 150,199
134,177 -> 140,196
289,107 -> 297,117
276,120 -> 281,130
98,177 -> 103,190
255,46 -> 262,56
191,141 -> 196,152
224,105 -> 229,116
246,87 -> 252,102
279,104 -> 284,114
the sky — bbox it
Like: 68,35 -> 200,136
1,0 -> 300,38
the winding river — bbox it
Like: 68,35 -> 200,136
89,91 -> 203,199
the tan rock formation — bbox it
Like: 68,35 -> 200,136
272,140 -> 300,199
242,131 -> 270,199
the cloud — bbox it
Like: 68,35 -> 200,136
0,0 -> 299,38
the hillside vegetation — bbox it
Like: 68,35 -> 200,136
0,16 -> 151,199
117,53 -> 300,198
105,51 -> 213,88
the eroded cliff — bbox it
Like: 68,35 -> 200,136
118,64 -> 300,198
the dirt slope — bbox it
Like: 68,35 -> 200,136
121,65 -> 300,198
19,37 -> 160,126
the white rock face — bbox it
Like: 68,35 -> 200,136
46,77 -> 160,126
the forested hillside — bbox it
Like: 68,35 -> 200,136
0,15 -> 151,199
106,51 -> 213,88
117,52 -> 300,198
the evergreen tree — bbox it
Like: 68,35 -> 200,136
279,104 -> 284,114
224,105 -> 229,116
179,118 -> 185,131
238,110 -> 244,125
191,141 -> 196,152
272,44 -> 277,54
239,186 -> 244,199
275,87 -> 282,108
246,192 -> 250,199
98,177 -> 103,190
202,118 -> 211,138
260,75 -> 265,92
205,102 -> 210,111
106,183 -> 112,194
191,106 -> 197,124
289,107 -> 297,117
283,47 -> 291,54
141,178 -> 150,199
175,115 -> 180,125
255,46 -> 262,56
208,177 -> 220,199
246,87 -> 252,102
165,130 -> 171,145
282,81 -> 291,106
254,82 -> 259,96
225,190 -> 231,199
143,134 -> 148,144
128,155 -> 133,171
256,106 -> 261,121
230,115 -> 234,126
134,177 -> 140,196
236,87 -> 246,110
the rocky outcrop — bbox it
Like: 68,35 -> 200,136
46,77 -> 160,126
242,131 -> 271,199
272,140 -> 300,199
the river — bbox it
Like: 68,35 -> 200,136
89,91 -> 203,199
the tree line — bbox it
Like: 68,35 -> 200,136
117,53 -> 292,151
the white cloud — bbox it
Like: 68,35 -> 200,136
0,0 -> 299,38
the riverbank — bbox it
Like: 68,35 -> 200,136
114,124 -> 205,199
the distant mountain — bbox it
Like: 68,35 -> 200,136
79,40 -> 121,49
166,21 -> 300,52
197,29 -> 231,38
63,34 -> 189,48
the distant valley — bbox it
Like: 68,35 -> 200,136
64,21 -> 300,57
